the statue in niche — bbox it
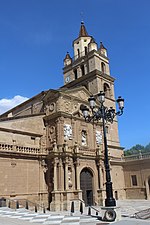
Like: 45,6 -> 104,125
48,126 -> 56,144
68,167 -> 73,188
81,130 -> 87,146
64,124 -> 72,140
96,130 -> 102,144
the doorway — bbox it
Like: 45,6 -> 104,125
80,168 -> 93,206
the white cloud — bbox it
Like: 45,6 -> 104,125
0,95 -> 29,115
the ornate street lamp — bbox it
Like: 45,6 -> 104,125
80,91 -> 124,207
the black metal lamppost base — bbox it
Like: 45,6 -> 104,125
105,181 -> 116,207
105,198 -> 116,207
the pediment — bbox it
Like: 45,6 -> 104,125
0,91 -> 48,119
62,86 -> 92,101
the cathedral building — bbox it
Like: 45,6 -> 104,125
0,22 -> 149,210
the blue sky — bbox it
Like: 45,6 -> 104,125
0,0 -> 150,149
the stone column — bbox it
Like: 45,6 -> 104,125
145,178 -> 150,200
53,159 -> 58,191
56,117 -> 64,145
65,158 -> 69,190
58,158 -> 64,191
76,159 -> 80,190
93,124 -> 96,150
97,164 -> 104,189
99,166 -> 103,189
96,163 -> 100,190
77,66 -> 81,78
84,63 -> 87,75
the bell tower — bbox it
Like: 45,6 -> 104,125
63,22 -> 114,99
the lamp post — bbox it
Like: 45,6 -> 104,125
80,91 -> 124,207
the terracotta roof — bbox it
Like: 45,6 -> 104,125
79,21 -> 89,37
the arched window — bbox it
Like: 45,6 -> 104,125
81,65 -> 85,76
74,69 -> 78,79
101,62 -> 106,73
77,49 -> 80,57
85,47 -> 88,55
104,83 -> 110,98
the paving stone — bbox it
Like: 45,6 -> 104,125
43,222 -> 61,225
0,200 -> 150,225
112,219 -> 150,225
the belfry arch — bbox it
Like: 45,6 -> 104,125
80,168 -> 94,206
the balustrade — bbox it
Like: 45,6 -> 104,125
123,152 -> 150,161
0,142 -> 41,155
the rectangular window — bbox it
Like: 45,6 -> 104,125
131,175 -> 137,186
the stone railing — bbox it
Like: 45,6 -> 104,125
123,152 -> 150,161
72,50 -> 87,62
46,143 -> 101,157
0,142 -> 41,155
79,147 -> 96,156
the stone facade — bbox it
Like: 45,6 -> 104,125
0,22 -> 149,211
122,153 -> 150,200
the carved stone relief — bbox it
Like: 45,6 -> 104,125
32,103 -> 41,114
45,103 -> 55,116
40,135 -> 46,148
64,124 -> 72,140
64,101 -> 71,113
70,90 -> 89,101
79,90 -> 87,100
96,130 -> 102,144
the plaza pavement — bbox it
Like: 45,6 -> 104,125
0,199 -> 149,225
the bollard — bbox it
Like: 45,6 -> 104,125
35,204 -> 37,213
43,207 -> 46,213
80,202 -> 83,214
25,201 -> 29,210
71,201 -> 74,214
88,207 -> 91,215
8,200 -> 10,208
16,200 -> 19,209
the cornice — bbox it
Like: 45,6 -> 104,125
61,69 -> 115,90
0,126 -> 43,137
0,113 -> 45,122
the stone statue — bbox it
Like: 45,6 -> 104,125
64,124 -> 72,140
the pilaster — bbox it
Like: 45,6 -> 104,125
53,158 -> 58,191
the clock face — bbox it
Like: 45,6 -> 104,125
65,76 -> 70,83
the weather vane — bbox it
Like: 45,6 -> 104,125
80,11 -> 84,22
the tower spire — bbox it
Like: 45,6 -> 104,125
79,21 -> 89,37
